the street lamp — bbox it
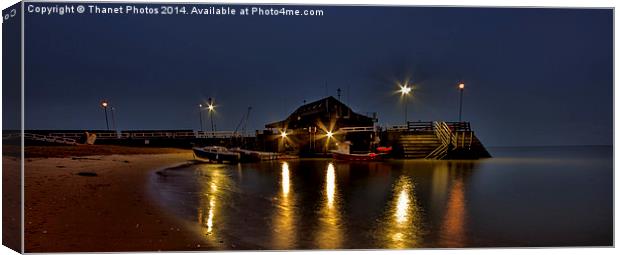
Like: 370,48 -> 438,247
198,104 -> 204,132
458,82 -> 465,122
100,100 -> 110,130
399,83 -> 412,124
110,107 -> 117,131
207,98 -> 216,136
326,131 -> 333,138
324,130 -> 335,153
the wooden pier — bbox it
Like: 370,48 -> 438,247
15,97 -> 491,159
377,121 -> 491,159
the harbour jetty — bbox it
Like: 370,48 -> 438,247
13,96 -> 490,159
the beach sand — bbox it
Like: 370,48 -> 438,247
2,156 -> 21,253
22,146 -> 222,252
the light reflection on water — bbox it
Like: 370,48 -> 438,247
272,162 -> 295,249
382,175 -> 423,248
152,147 -> 612,249
315,162 -> 343,249
197,166 -> 228,241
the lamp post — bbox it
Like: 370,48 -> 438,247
325,130 -> 334,153
458,82 -> 465,122
280,130 -> 288,153
100,100 -> 109,130
110,107 -> 117,131
399,83 -> 412,124
198,104 -> 204,132
207,98 -> 216,137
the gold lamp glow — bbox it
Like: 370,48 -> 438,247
280,130 -> 288,138
326,131 -> 334,138
458,83 -> 465,90
399,84 -> 412,96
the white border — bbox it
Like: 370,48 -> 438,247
1,1 -> 617,255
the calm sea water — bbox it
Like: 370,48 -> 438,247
150,146 -> 613,249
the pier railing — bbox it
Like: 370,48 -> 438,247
387,125 -> 408,131
426,122 -> 455,159
406,121 -> 471,132
196,131 -> 239,138
425,121 -> 475,159
338,126 -> 376,133
446,122 -> 471,132
24,133 -> 77,145
407,121 -> 434,131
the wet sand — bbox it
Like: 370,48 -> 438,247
23,147 -> 221,252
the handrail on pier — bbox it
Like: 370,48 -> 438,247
196,130 -> 240,139
24,133 -> 77,145
425,121 -> 456,159
407,121 -> 434,131
426,121 -> 475,159
338,126 -> 375,133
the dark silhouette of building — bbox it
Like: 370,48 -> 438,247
266,96 -> 374,130
264,96 -> 375,155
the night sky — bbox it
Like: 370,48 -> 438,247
23,4 -> 612,146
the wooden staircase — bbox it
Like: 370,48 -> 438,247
399,132 -> 441,159
425,121 -> 491,159
396,121 -> 491,159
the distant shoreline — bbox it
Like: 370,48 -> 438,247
486,145 -> 612,149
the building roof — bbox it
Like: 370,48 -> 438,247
265,96 -> 374,129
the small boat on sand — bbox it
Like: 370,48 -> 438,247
192,146 -> 241,163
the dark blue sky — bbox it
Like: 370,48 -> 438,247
24,4 -> 612,146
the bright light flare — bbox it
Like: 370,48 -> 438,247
326,131 -> 333,138
100,101 -> 109,108
399,85 -> 412,96
280,130 -> 288,138
208,104 -> 215,111
458,83 -> 465,90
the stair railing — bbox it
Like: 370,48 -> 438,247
425,121 -> 456,159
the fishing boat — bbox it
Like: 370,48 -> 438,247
192,146 -> 241,163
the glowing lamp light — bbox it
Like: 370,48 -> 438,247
326,131 -> 333,138
458,83 -> 465,90
208,104 -> 215,111
399,85 -> 412,96
101,101 -> 108,108
280,131 -> 288,138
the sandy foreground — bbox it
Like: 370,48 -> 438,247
22,149 -> 225,252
